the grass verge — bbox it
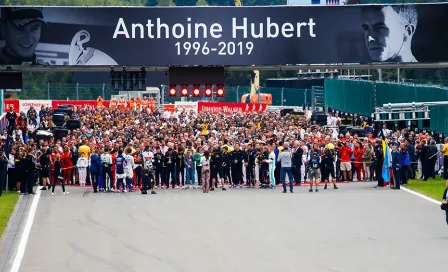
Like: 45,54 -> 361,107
0,192 -> 19,238
404,177 -> 446,201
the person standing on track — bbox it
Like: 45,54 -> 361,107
322,142 -> 338,190
124,147 -> 135,192
184,146 -> 196,189
0,151 -> 8,197
442,180 -> 448,225
373,139 -> 385,188
115,149 -> 127,192
278,146 -> 294,193
61,146 -> 72,185
391,143 -> 401,190
231,143 -> 243,188
244,144 -> 256,188
200,150 -> 211,193
307,143 -> 321,192
51,154 -> 69,195
194,146 -> 204,188
100,147 -> 113,192
38,148 -> 51,191
76,152 -> 88,187
221,146 -> 232,188
266,145 -> 276,189
89,149 -> 101,193
153,146 -> 164,189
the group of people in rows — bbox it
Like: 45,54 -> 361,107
0,100 -> 444,197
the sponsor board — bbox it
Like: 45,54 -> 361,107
198,102 -> 267,114
174,102 -> 198,113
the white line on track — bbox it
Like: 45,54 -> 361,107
10,187 -> 42,272
401,186 -> 442,205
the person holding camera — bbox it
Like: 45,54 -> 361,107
307,143 -> 321,192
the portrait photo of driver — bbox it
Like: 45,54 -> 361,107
0,7 -> 47,65
361,5 -> 418,63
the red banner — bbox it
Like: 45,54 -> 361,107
52,100 -> 110,108
4,100 -> 20,113
197,102 -> 267,114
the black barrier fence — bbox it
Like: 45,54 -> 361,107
1,4 -> 448,66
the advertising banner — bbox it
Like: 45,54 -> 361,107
174,101 -> 198,113
20,100 -> 52,114
0,4 -> 447,66
4,100 -> 20,113
52,100 -> 110,108
198,102 -> 267,114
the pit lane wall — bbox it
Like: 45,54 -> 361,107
3,100 -> 268,115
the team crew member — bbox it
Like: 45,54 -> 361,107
115,150 -> 127,192
221,146 -> 232,187
164,148 -> 176,189
194,147 -> 204,187
38,148 -> 51,190
100,147 -> 113,192
244,144 -> 256,188
22,148 -> 36,195
153,146 -> 164,188
176,147 -> 185,188
184,146 -> 195,188
133,147 -> 143,188
266,145 -> 276,189
200,151 -> 211,193
76,152 -> 88,187
231,143 -> 243,188
124,147 -> 135,192
51,154 -> 69,195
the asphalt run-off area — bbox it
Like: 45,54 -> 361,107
1,182 -> 447,272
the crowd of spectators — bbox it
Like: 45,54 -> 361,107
0,101 -> 443,197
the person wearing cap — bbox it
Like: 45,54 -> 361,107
0,7 -> 47,65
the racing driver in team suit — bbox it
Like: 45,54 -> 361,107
0,7 -> 48,65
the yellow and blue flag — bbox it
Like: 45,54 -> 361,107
382,140 -> 391,183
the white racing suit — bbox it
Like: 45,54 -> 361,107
76,157 -> 89,186
266,151 -> 276,188
124,154 -> 135,190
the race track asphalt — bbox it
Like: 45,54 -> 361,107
7,182 -> 448,272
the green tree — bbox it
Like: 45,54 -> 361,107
175,0 -> 198,6
195,0 -> 208,5
158,0 -> 176,6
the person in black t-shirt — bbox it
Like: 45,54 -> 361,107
38,148 -> 51,190
22,148 -> 36,195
